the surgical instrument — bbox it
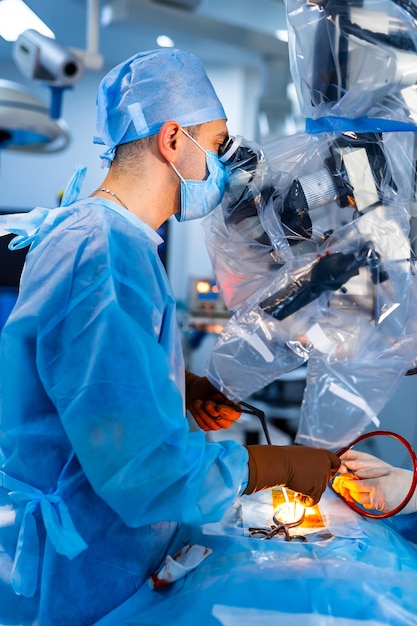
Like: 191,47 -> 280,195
239,400 -> 272,445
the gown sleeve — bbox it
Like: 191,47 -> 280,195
28,209 -> 248,527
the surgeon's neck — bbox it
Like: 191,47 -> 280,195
94,163 -> 176,231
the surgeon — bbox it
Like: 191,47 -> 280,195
0,48 -> 340,625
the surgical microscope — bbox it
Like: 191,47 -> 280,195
202,0 -> 417,448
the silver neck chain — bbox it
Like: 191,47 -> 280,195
99,188 -> 129,211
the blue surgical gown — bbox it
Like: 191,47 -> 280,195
0,189 -> 248,625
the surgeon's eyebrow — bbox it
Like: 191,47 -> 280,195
216,131 -> 229,141
215,131 -> 230,150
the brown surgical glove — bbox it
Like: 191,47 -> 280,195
185,371 -> 241,431
244,444 -> 341,506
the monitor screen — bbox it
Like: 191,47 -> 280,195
0,233 -> 28,331
0,286 -> 18,330
0,234 -> 28,287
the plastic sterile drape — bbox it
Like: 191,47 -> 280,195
92,489 -> 417,626
202,0 -> 417,449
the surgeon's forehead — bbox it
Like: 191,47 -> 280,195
199,119 -> 228,138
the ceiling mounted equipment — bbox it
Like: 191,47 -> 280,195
150,0 -> 202,8
0,79 -> 70,153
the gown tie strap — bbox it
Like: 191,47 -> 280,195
0,470 -> 88,598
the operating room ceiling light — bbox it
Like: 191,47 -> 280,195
275,29 -> 288,42
156,34 -> 175,47
0,0 -> 54,42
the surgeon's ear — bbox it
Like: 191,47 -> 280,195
158,121 -> 182,161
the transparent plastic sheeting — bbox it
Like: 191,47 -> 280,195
202,0 -> 417,448
287,0 -> 417,124
94,489 -> 417,626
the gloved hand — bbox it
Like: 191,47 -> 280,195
244,444 -> 341,506
185,371 -> 241,431
333,449 -> 417,514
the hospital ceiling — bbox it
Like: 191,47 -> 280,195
99,0 -> 288,66
0,0 -> 293,141
0,0 -> 289,68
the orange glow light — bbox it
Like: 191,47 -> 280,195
272,488 -> 324,529
196,281 -> 211,294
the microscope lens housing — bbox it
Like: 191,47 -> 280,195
219,135 -> 263,172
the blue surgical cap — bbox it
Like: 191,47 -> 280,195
94,48 -> 227,164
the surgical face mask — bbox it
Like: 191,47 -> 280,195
170,128 -> 228,222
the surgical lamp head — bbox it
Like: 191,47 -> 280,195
0,78 -> 70,152
12,29 -> 84,120
94,48 -> 226,163
13,29 -> 84,87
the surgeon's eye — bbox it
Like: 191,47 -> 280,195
218,136 -> 233,158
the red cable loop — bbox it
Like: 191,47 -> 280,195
334,430 -> 417,519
